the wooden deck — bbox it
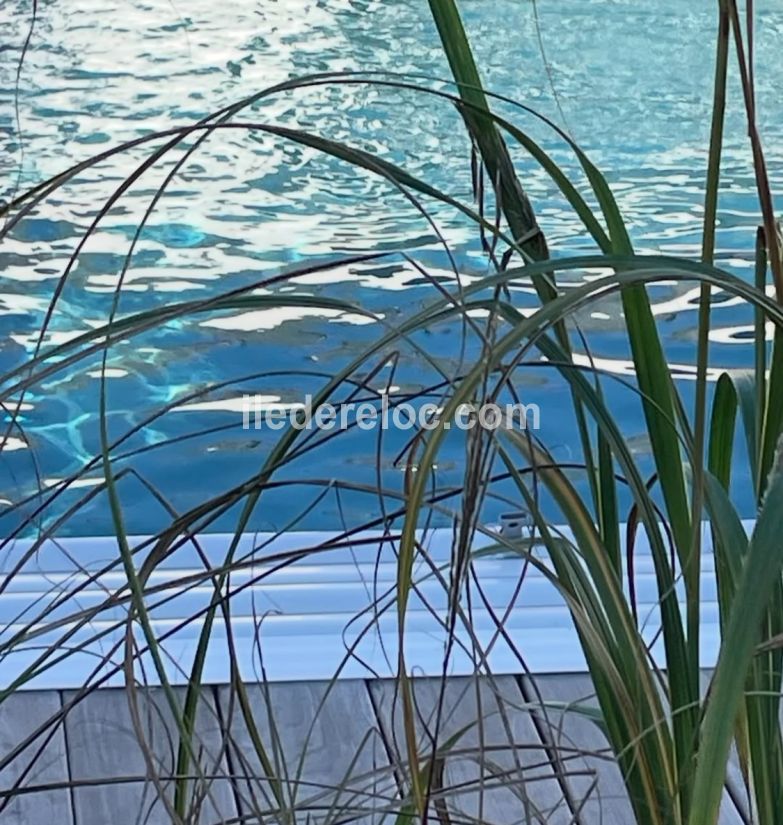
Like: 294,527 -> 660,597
0,676 -> 749,824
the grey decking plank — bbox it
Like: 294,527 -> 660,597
369,675 -> 573,825
521,673 -> 634,825
526,673 -> 744,825
0,691 -> 73,825
217,680 -> 394,825
64,686 -> 236,825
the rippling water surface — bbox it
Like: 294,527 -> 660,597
1,0 -> 782,535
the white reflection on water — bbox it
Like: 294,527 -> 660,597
1,0 -> 782,528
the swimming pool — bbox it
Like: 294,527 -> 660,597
2,0 -> 782,537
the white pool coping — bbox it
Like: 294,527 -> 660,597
0,522 -> 747,690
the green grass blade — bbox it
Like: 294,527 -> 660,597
708,373 -> 739,490
689,439 -> 783,825
754,227 -> 768,497
427,0 -> 548,264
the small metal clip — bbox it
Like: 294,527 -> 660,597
499,510 -> 529,539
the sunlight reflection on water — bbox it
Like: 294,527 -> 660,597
1,0 -> 782,533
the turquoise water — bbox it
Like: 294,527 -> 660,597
1,0 -> 782,536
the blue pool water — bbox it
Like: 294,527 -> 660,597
1,0 -> 782,536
